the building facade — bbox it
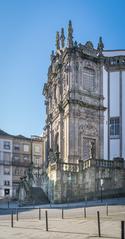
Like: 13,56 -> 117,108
43,21 -> 125,203
103,50 -> 125,160
12,135 -> 32,198
0,130 -> 44,199
43,21 -> 105,165
0,130 -> 13,198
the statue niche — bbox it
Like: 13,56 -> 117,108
83,138 -> 96,160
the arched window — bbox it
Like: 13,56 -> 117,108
83,67 -> 95,91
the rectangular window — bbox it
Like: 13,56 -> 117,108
4,166 -> 10,175
34,145 -> 40,154
3,141 -> 10,150
23,155 -> 29,160
110,117 -> 120,137
34,156 -> 41,165
15,168 -> 19,175
24,144 -> 29,152
4,189 -> 10,196
13,155 -> 19,161
14,144 -> 20,151
3,152 -> 11,162
4,180 -> 10,186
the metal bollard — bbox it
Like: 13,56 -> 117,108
16,209 -> 18,221
62,209 -> 64,219
121,221 -> 125,239
39,208 -> 41,220
106,204 -> 108,216
97,211 -> 101,237
84,207 -> 86,218
45,210 -> 48,231
11,210 -> 13,228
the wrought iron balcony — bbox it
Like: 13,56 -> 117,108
12,160 -> 31,167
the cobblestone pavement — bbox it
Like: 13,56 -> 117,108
0,205 -> 125,238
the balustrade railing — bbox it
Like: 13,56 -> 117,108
50,157 -> 124,172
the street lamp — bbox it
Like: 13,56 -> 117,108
100,178 -> 103,202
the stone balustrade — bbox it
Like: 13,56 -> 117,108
50,157 -> 124,172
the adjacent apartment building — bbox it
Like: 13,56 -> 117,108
0,130 -> 44,199
0,130 -> 13,198
103,50 -> 125,160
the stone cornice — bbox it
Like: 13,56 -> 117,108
61,47 -> 103,64
69,89 -> 104,100
68,99 -> 106,111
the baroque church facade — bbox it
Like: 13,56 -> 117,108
43,21 -> 125,203
43,21 -> 105,164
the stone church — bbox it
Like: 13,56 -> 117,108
43,21 -> 125,203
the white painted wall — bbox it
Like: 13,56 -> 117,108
103,70 -> 120,160
103,50 -> 125,57
122,71 -> 125,159
109,72 -> 120,160
110,72 -> 120,117
103,68 -> 108,159
110,139 -> 120,159
103,48 -> 125,160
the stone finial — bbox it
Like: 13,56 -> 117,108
60,28 -> 65,48
67,20 -> 73,48
97,36 -> 104,55
56,31 -> 60,50
74,41 -> 78,47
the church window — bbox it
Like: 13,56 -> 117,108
83,67 -> 95,91
110,117 -> 120,137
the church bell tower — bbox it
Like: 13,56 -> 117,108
43,21 -> 105,164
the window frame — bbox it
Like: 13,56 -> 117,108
3,141 -> 10,150
109,117 -> 120,139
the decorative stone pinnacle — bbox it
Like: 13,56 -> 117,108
97,36 -> 104,55
60,28 -> 65,48
56,31 -> 60,50
74,41 -> 78,47
67,20 -> 73,48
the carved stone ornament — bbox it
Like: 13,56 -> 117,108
74,41 -> 78,47
79,122 -> 98,136
84,59 -> 96,70
97,37 -> 104,55
78,42 -> 97,57
85,41 -> 94,49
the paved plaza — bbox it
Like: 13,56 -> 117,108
0,204 -> 125,238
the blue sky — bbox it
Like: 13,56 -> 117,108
0,0 -> 125,137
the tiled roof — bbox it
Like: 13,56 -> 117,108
0,129 -> 30,140
0,129 -> 11,136
15,134 -> 30,140
0,129 -> 41,141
